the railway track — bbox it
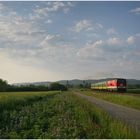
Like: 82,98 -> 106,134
91,90 -> 140,97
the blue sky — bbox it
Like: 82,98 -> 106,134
0,1 -> 140,83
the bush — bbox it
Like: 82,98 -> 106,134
49,82 -> 67,91
0,79 -> 9,92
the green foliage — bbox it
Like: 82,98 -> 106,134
0,91 -> 138,138
0,79 -> 9,91
127,88 -> 140,94
0,78 -> 67,92
49,82 -> 67,91
7,84 -> 49,92
78,82 -> 91,89
82,90 -> 140,110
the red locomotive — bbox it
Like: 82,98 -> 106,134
91,78 -> 127,92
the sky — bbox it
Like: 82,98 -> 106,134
0,1 -> 140,83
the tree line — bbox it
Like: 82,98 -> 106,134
0,79 -> 67,92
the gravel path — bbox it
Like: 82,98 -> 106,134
73,91 -> 140,130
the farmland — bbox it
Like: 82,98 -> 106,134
0,91 -> 139,138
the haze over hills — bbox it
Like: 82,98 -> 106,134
13,78 -> 140,86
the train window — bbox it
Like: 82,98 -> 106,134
117,79 -> 126,86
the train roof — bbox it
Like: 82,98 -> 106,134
91,78 -> 126,85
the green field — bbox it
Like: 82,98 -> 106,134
127,88 -> 140,94
80,90 -> 140,110
0,91 -> 139,138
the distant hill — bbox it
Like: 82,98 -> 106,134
127,79 -> 140,85
58,79 -> 140,86
13,78 -> 140,86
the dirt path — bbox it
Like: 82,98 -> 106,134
73,91 -> 140,130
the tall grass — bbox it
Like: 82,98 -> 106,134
0,91 -> 139,138
0,91 -> 58,113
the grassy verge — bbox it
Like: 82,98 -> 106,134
127,88 -> 140,94
0,91 -> 139,138
80,90 -> 140,110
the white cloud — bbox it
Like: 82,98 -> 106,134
130,7 -> 140,15
76,36 -> 130,60
75,33 -> 140,79
127,36 -> 135,44
76,31 -> 140,61
89,40 -> 104,48
107,28 -> 117,35
77,40 -> 104,59
107,37 -> 123,46
0,5 -> 76,67
126,33 -> 140,45
63,2 -> 75,13
45,19 -> 52,24
34,7 -> 48,17
0,11 -> 41,45
47,2 -> 65,12
38,34 -> 77,60
71,20 -> 93,32
96,23 -> 103,29
33,2 -> 74,19
0,3 -> 5,11
48,2 -> 74,12
40,34 -> 61,48
71,20 -> 104,33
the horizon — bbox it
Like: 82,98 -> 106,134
0,1 -> 140,83
11,77 -> 140,85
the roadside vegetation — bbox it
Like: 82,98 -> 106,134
127,88 -> 140,94
80,90 -> 140,110
0,91 -> 138,138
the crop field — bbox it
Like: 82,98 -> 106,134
81,90 -> 140,110
0,91 -> 139,138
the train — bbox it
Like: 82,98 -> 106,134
91,78 -> 127,92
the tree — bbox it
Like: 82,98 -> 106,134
0,79 -> 9,91
49,82 -> 67,91
66,80 -> 69,88
79,84 -> 84,88
0,79 -> 67,92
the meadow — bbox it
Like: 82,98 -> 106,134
127,88 -> 140,94
81,90 -> 140,110
0,91 -> 139,138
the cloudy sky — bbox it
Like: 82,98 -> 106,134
0,1 -> 140,83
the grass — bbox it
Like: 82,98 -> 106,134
0,91 -> 139,138
127,88 -> 140,94
0,91 -> 58,113
80,90 -> 140,110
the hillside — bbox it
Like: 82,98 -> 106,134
13,78 -> 140,86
